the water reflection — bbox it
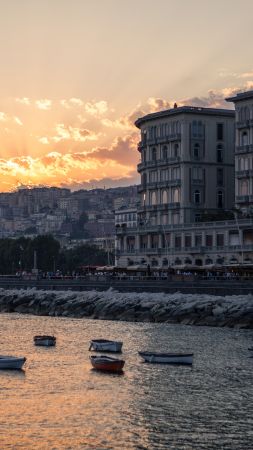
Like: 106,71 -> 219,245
0,313 -> 252,449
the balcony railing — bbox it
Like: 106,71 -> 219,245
115,218 -> 253,235
120,244 -> 253,256
237,120 -> 250,129
235,144 -> 253,154
137,157 -> 181,172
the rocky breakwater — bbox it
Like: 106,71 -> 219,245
0,288 -> 252,328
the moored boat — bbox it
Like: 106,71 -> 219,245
90,355 -> 125,373
0,355 -> 26,370
89,339 -> 123,353
139,351 -> 193,365
34,335 -> 56,347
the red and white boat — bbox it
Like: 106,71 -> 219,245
90,355 -> 125,373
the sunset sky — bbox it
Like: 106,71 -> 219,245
1,0 -> 253,192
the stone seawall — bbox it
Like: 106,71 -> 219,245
0,288 -> 252,329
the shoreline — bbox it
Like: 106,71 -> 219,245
0,288 -> 252,329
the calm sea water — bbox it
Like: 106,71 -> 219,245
0,312 -> 252,450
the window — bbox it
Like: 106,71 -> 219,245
161,214 -> 168,225
162,190 -> 168,204
172,213 -> 180,224
192,167 -> 203,180
217,144 -> 223,163
162,146 -> 168,160
217,234 -> 224,247
175,235 -> 181,248
239,180 -> 249,196
217,123 -> 224,141
205,235 -> 213,247
151,192 -> 157,205
192,120 -> 204,138
172,167 -> 180,180
174,143 -> 179,158
195,235 -> 202,247
151,147 -> 157,161
142,173 -> 147,186
161,169 -> 167,181
194,190 -> 200,204
194,143 -> 200,159
217,168 -> 224,187
150,170 -> 157,182
217,190 -> 223,208
185,235 -> 192,247
242,131 -> 248,146
173,188 -> 180,203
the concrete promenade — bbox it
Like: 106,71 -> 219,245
0,277 -> 253,295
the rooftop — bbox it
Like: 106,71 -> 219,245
135,106 -> 235,128
226,90 -> 253,103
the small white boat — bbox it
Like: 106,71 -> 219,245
89,339 -> 123,353
34,335 -> 56,347
139,351 -> 193,365
0,355 -> 26,370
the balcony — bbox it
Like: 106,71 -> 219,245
119,244 -> 253,257
235,144 -> 253,154
137,157 -> 181,172
237,120 -> 250,129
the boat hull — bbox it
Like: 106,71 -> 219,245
34,336 -> 56,347
90,356 -> 125,373
139,352 -> 193,365
0,356 -> 26,370
89,340 -> 122,353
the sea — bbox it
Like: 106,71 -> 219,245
0,312 -> 252,450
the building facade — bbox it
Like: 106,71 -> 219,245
116,101 -> 253,268
226,90 -> 253,213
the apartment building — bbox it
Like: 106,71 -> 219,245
116,100 -> 253,268
226,90 -> 253,213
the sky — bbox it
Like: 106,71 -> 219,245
0,0 -> 253,192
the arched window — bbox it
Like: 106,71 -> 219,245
162,258 -> 168,267
217,144 -> 223,163
217,190 -> 223,208
195,259 -> 203,266
242,131 -> 248,146
184,258 -> 192,265
194,143 -> 200,159
162,190 -> 168,204
151,147 -> 157,161
151,192 -> 157,205
175,258 -> 182,266
205,258 -> 213,265
162,146 -> 168,160
173,188 -> 180,203
194,190 -> 200,204
240,180 -> 248,195
151,259 -> 158,267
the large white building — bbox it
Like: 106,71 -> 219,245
116,98 -> 253,268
